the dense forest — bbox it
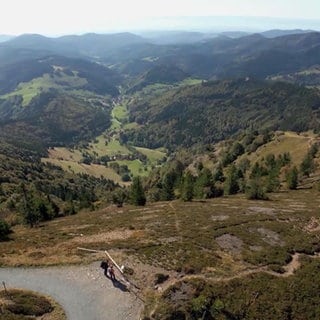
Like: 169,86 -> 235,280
123,79 -> 320,149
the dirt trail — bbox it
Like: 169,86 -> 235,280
0,262 -> 143,320
161,253 -> 319,291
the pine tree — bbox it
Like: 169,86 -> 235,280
194,168 -> 215,199
213,163 -> 224,182
224,165 -> 239,195
18,184 -> 40,228
286,166 -> 298,190
300,154 -> 314,177
180,172 -> 194,202
112,189 -> 127,207
161,172 -> 176,201
266,168 -> 280,192
130,177 -> 146,206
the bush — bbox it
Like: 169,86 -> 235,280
154,273 -> 169,285
246,179 -> 268,200
0,219 -> 11,240
2,290 -> 53,317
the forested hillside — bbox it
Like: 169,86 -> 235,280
123,79 -> 320,149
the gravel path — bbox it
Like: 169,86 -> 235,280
0,262 -> 143,320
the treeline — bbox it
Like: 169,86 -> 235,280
129,131 -> 319,205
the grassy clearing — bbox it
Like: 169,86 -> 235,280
43,140 -> 164,182
87,137 -> 131,157
2,73 -> 87,106
110,159 -> 149,177
179,78 -> 203,86
135,147 -> 166,163
47,147 -> 83,162
112,104 -> 128,122
244,131 -> 316,166
0,289 -> 66,320
42,158 -> 123,183
133,78 -> 202,98
110,118 -> 122,130
123,122 -> 139,130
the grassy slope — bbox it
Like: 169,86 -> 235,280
242,131 -> 317,166
135,147 -> 166,163
1,72 -> 87,106
1,189 -> 319,272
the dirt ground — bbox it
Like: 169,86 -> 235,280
0,262 -> 143,320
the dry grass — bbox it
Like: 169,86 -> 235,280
47,147 -> 83,162
1,190 -> 320,283
245,131 -> 318,166
41,158 -> 124,184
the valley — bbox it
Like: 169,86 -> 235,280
42,95 -> 167,183
0,29 -> 320,320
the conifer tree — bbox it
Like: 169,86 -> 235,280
161,172 -> 176,201
300,153 -> 315,177
180,172 -> 194,202
194,168 -> 215,199
286,166 -> 298,190
213,163 -> 224,182
224,165 -> 239,195
266,168 -> 280,192
130,177 -> 146,206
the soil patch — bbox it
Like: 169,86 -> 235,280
247,207 -> 276,215
215,234 -> 243,254
211,215 -> 229,221
256,228 -> 284,246
72,229 -> 144,244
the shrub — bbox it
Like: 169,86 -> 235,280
245,179 -> 268,200
2,290 -> 53,316
154,273 -> 169,285
0,219 -> 11,240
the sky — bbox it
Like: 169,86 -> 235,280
1,0 -> 320,35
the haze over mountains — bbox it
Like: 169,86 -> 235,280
1,29 -> 320,77
0,26 -> 320,213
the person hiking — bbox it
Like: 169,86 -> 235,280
100,260 -> 109,276
109,264 -> 116,281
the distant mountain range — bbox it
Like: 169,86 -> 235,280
1,30 -> 319,80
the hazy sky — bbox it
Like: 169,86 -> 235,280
1,0 -> 320,35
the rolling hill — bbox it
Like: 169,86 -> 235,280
126,65 -> 189,93
1,31 -> 320,81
